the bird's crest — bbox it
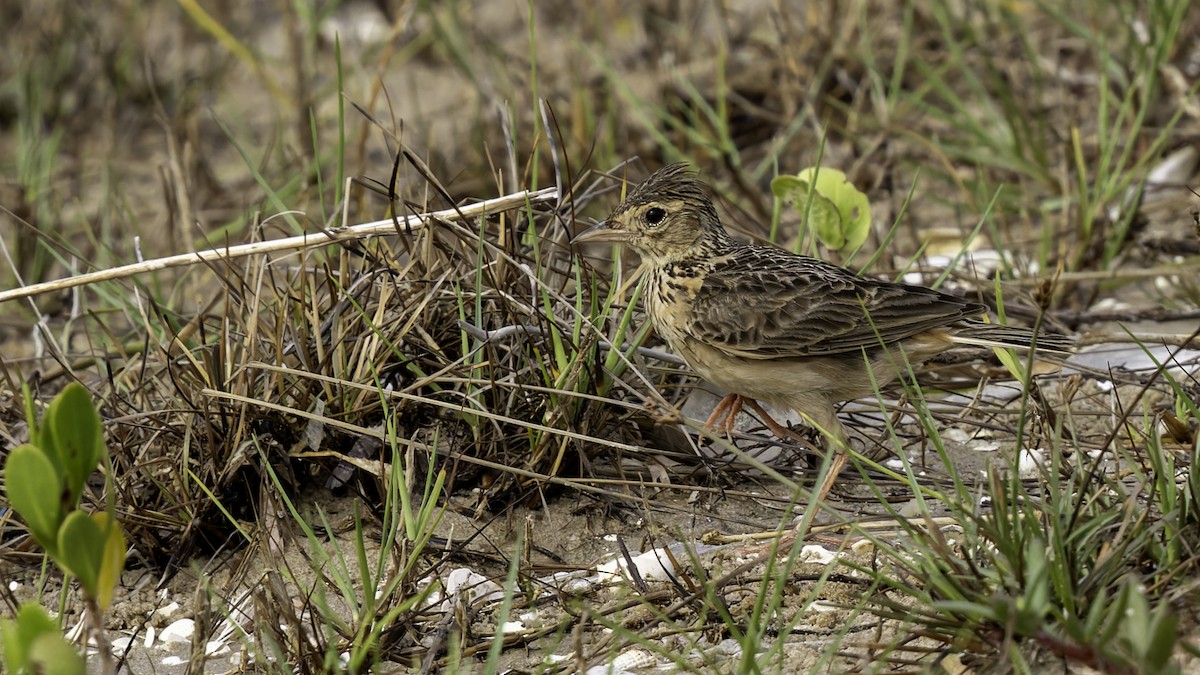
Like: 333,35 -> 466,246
621,163 -> 709,210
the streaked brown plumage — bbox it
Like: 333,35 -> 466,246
576,163 -> 1069,503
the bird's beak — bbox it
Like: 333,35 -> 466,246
573,220 -> 633,244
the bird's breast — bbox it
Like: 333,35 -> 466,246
646,267 -> 706,349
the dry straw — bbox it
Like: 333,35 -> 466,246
0,187 -> 559,304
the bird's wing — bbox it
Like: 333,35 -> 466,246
686,248 -> 985,359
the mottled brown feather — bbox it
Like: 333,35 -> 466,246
686,248 -> 987,359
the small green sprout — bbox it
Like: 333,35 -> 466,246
772,167 -> 872,253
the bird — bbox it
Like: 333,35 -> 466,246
574,163 -> 1070,509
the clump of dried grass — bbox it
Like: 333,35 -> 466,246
0,157 -> 745,581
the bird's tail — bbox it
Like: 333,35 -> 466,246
950,320 -> 1074,354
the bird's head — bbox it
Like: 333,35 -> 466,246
574,164 -> 729,265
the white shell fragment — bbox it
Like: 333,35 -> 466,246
158,618 -> 195,644
441,568 -> 505,611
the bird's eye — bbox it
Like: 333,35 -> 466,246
644,207 -> 667,226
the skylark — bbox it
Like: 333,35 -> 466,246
575,163 -> 1070,506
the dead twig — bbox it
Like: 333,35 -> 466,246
0,187 -> 558,305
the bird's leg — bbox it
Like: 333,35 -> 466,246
707,416 -> 851,555
706,395 -> 817,443
703,393 -> 747,435
807,447 -> 848,509
740,399 -> 811,444
735,443 -> 849,557
785,415 -> 853,545
738,402 -> 848,494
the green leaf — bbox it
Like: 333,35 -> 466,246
992,346 -> 1026,383
1081,586 -> 1112,642
931,599 -> 999,622
1122,584 -> 1150,654
806,192 -> 845,249
57,511 -> 106,600
40,383 -> 105,508
769,175 -> 806,201
796,167 -> 872,251
772,174 -> 845,247
2,603 -> 63,674
1144,604 -> 1179,673
772,168 -> 872,253
0,619 -> 17,675
26,632 -> 87,675
1119,586 -> 1179,673
4,445 -> 63,554
93,512 -> 127,611
1017,537 -> 1050,633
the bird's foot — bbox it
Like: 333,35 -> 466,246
703,393 -> 747,435
740,399 -> 812,444
703,395 -> 817,446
